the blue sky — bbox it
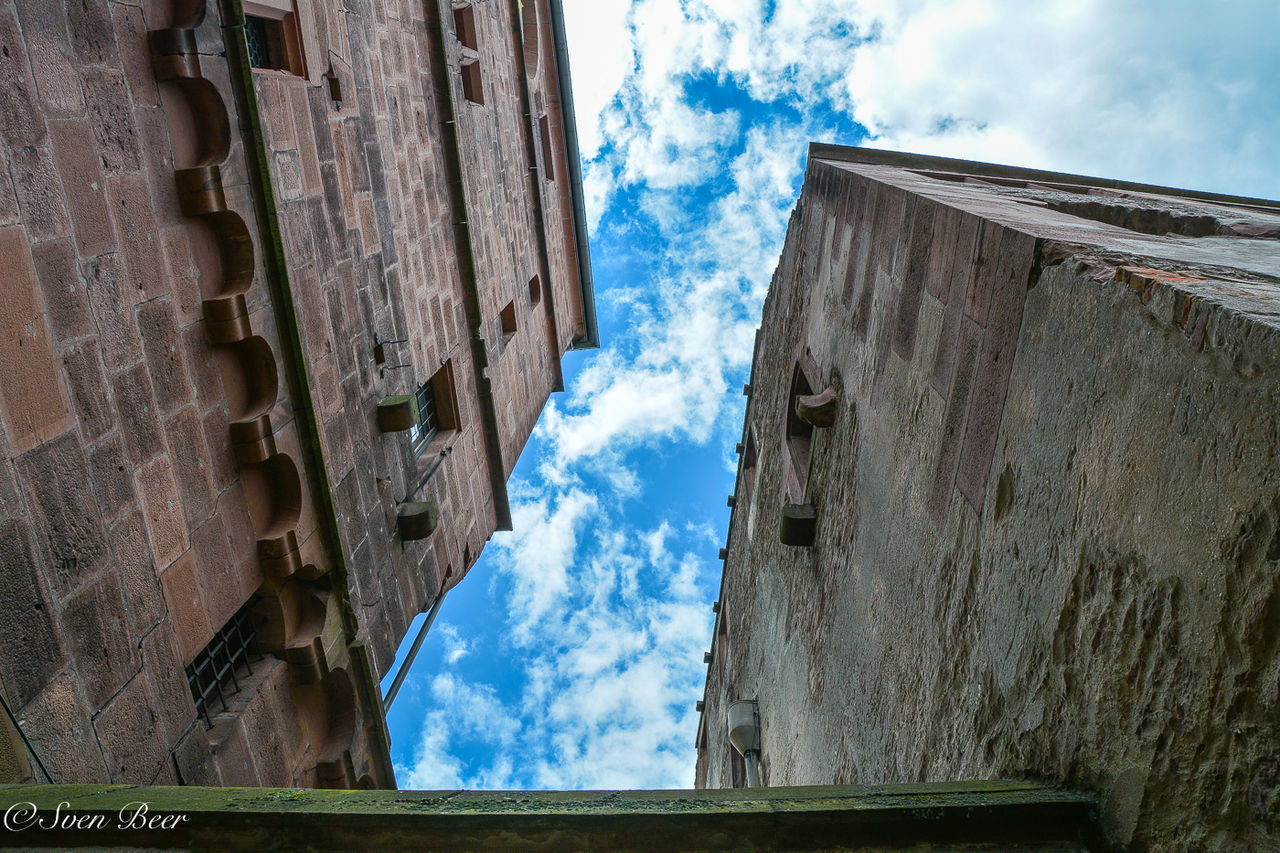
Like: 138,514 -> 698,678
382,0 -> 1280,790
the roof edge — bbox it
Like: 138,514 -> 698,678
809,143 -> 1280,211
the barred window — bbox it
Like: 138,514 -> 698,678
409,383 -> 440,456
242,1 -> 306,77
186,599 -> 263,727
244,16 -> 277,69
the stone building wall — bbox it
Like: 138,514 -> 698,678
0,0 -> 592,792
697,146 -> 1280,849
248,0 -> 590,675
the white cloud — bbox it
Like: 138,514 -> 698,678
400,504 -> 713,790
561,0 -> 634,160
399,674 -> 521,790
844,0 -> 1280,197
499,487 -> 598,643
436,623 -> 471,665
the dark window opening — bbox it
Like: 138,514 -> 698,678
410,360 -> 461,457
245,16 -> 276,68
528,275 -> 541,307
461,59 -> 484,105
538,114 -> 555,182
785,363 -> 814,500
741,428 -> 757,506
187,598 -> 263,728
244,10 -> 305,76
500,301 -> 517,342
453,5 -> 478,51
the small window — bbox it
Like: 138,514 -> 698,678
186,598 -> 263,728
716,605 -> 729,677
528,275 -> 541,307
243,2 -> 306,76
453,5 -> 478,51
538,115 -> 555,182
410,360 -> 461,457
409,383 -> 440,456
785,363 -> 814,500
499,301 -> 517,343
461,59 -> 484,105
740,428 -> 757,507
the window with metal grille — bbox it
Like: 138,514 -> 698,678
242,5 -> 306,76
245,16 -> 281,69
186,599 -> 263,728
409,383 -> 440,456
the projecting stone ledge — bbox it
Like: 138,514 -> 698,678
0,781 -> 1100,851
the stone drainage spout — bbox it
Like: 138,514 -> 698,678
727,699 -> 762,788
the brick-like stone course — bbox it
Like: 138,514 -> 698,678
0,0 -> 590,792
62,570 -> 140,709
0,518 -> 66,707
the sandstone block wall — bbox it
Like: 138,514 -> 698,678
249,0 -> 589,676
0,0 -> 592,791
698,146 -> 1280,849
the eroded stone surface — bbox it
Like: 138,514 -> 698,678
701,150 -> 1280,851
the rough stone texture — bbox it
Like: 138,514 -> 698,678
0,226 -> 75,451
0,4 -> 47,147
159,552 -> 211,666
1,0 -> 592,794
139,620 -> 197,745
17,432 -> 109,595
11,144 -> 72,241
61,341 -> 114,442
0,518 -> 66,707
87,433 -> 136,522
17,672 -> 109,784
62,570 -> 140,710
110,510 -> 164,640
32,238 -> 94,344
92,673 -> 168,784
248,0 -> 591,682
48,120 -> 114,256
81,251 -> 143,372
700,148 -> 1280,851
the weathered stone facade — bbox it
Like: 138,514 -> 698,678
0,0 -> 592,790
698,145 -> 1280,849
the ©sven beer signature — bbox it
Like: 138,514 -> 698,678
3,801 -> 190,832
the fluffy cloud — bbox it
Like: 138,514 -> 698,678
844,0 -> 1280,197
398,510 -> 713,790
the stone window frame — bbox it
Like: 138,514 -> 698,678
453,4 -> 479,51
538,114 -> 556,182
715,603 -> 729,677
243,0 -> 308,78
411,360 -> 462,460
460,58 -> 485,105
784,353 -> 819,503
499,301 -> 518,345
